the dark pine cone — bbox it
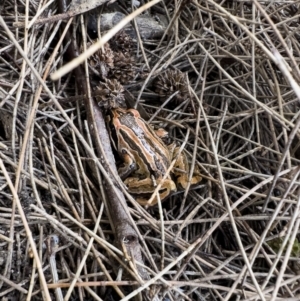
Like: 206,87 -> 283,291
87,42 -> 114,79
109,31 -> 135,52
154,69 -> 190,103
109,52 -> 136,84
95,79 -> 126,109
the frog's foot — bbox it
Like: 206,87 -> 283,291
172,147 -> 202,189
118,152 -> 137,179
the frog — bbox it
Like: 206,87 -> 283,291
108,107 -> 201,206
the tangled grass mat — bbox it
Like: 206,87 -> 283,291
0,0 -> 300,300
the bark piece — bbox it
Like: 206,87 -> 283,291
87,12 -> 168,39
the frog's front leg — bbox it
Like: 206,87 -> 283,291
118,150 -> 137,179
124,177 -> 176,206
171,146 -> 202,189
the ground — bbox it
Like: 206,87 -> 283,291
0,0 -> 300,300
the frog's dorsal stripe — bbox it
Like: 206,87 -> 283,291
119,127 -> 166,177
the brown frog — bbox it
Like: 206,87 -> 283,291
108,108 -> 201,206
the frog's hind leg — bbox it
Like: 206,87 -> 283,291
124,177 -> 176,206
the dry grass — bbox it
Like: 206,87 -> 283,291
1,0 -> 300,300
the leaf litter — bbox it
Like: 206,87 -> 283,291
0,0 -> 300,300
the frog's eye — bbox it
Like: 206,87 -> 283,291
121,149 -> 127,154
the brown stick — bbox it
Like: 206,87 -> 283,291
57,0 -> 149,287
